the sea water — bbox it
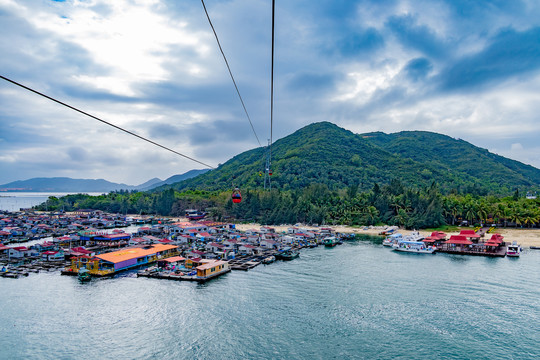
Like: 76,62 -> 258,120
0,192 -> 105,212
1,239 -> 539,359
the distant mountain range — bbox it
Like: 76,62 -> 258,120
0,169 -> 209,192
167,122 -> 539,194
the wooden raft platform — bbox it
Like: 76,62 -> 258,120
137,268 -> 231,282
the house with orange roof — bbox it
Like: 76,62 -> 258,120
64,244 -> 179,276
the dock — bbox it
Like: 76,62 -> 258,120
437,247 -> 507,257
137,268 -> 231,282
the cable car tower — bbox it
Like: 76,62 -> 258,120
263,139 -> 272,190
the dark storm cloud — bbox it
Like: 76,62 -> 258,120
386,14 -> 448,58
403,58 -> 433,82
438,27 -> 540,91
179,119 -> 254,152
286,72 -> 342,94
336,28 -> 385,57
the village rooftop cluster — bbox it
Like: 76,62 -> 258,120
0,210 -> 343,280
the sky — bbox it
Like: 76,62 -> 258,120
1,0 -> 540,186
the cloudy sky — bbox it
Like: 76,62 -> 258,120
1,0 -> 540,185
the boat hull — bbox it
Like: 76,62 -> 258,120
393,248 -> 435,254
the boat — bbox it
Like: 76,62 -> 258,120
405,231 -> 424,242
506,242 -> 522,257
77,268 -> 92,282
262,255 -> 275,264
392,240 -> 436,254
382,233 -> 403,247
530,246 -> 540,250
324,236 -> 338,247
185,209 -> 207,221
275,250 -> 299,260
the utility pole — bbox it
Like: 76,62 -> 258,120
264,139 -> 272,190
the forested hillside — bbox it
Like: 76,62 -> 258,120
170,122 -> 540,195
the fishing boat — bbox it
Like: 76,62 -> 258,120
382,233 -> 403,247
77,268 -> 92,282
262,255 -> 276,264
324,236 -> 338,247
392,240 -> 436,254
275,250 -> 299,260
506,242 -> 522,257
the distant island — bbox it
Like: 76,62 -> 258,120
0,169 -> 208,192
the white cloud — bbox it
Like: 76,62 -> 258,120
1,0 -> 540,185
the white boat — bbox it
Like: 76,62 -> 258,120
405,231 -> 424,242
382,233 -> 403,247
506,242 -> 522,257
392,240 -> 436,254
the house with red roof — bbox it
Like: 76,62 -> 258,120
0,243 -> 10,255
8,246 -> 30,259
238,244 -> 258,255
42,250 -> 64,261
260,239 -> 279,249
186,249 -> 206,259
206,242 -> 226,253
459,229 -> 481,241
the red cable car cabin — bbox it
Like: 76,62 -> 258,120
232,188 -> 242,203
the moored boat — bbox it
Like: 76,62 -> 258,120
275,250 -> 299,260
392,240 -> 436,254
324,236 -> 338,247
382,233 -> 403,247
262,255 -> 276,264
78,268 -> 92,282
506,242 -> 522,257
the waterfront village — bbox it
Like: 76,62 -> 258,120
0,209 -> 522,281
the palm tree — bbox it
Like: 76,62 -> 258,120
464,201 -> 477,225
477,204 -> 488,226
364,206 -> 379,225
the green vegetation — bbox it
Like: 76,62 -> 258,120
35,122 -> 540,228
35,182 -> 540,229
163,122 -> 539,196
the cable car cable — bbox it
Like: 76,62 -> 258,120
200,0 -> 262,148
0,75 -> 215,169
270,0 -> 275,157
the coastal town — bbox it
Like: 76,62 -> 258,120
0,209 -> 534,281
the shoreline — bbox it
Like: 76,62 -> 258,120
234,223 -> 540,247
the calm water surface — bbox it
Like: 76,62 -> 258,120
0,192 -> 105,211
1,239 -> 539,359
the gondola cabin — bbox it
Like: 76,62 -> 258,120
232,188 -> 242,203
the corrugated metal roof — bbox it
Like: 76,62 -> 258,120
96,244 -> 177,264
196,260 -> 227,271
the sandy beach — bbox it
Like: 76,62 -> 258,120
234,223 -> 540,247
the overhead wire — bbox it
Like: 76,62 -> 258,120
270,0 -> 275,161
0,75 -> 215,169
200,0 -> 262,148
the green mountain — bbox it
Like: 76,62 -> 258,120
170,122 -> 540,194
361,131 -> 540,191
145,169 -> 209,190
